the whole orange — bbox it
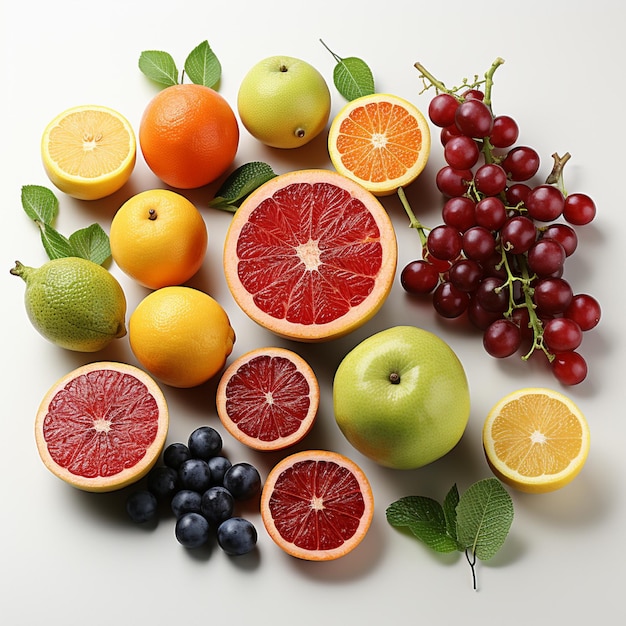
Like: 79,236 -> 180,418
110,189 -> 208,289
139,84 -> 239,189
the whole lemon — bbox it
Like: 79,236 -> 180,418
129,286 -> 235,388
237,56 -> 331,149
333,326 -> 470,469
10,258 -> 127,352
110,189 -> 208,289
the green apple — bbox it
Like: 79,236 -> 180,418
237,56 -> 331,149
333,325 -> 470,469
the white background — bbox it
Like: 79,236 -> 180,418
2,1 -> 624,624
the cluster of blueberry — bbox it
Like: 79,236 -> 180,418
126,425 -> 261,556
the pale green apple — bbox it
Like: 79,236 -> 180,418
333,326 -> 470,469
237,56 -> 331,149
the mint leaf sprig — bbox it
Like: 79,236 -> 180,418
21,185 -> 110,266
139,40 -> 221,88
386,478 -> 514,590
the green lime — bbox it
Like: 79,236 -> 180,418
11,257 -> 127,352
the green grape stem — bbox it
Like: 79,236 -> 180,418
495,248 -> 554,362
397,186 -> 429,247
414,57 -> 505,108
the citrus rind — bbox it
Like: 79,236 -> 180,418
482,387 -> 591,494
223,169 -> 398,342
41,104 -> 136,201
260,449 -> 374,561
35,361 -> 169,492
328,93 -> 431,196
216,347 -> 319,451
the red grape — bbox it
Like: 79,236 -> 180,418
483,319 -> 522,358
501,146 -> 540,181
429,93 -> 459,128
563,193 -> 596,225
401,260 -> 440,294
552,351 -> 588,385
500,216 -> 537,254
564,293 -> 601,330
525,184 -> 565,222
454,99 -> 494,138
543,318 -> 583,352
432,281 -> 470,318
489,115 -> 519,148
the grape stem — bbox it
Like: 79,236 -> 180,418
397,186 -> 429,247
545,152 -> 571,196
414,57 -> 505,108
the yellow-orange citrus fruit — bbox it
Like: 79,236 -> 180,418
216,347 -> 319,451
328,93 -> 431,196
110,189 -> 208,289
223,169 -> 397,342
129,286 -> 235,388
41,104 -> 136,200
35,361 -> 168,492
482,387 -> 591,493
260,450 -> 374,561
139,84 -> 239,189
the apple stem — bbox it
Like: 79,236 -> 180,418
389,372 -> 401,384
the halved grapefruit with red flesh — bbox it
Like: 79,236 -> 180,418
223,169 -> 397,342
260,449 -> 374,561
216,347 -> 319,451
35,361 -> 169,492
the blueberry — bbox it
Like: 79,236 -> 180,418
126,490 -> 158,524
217,517 -> 258,556
178,458 -> 212,493
188,426 -> 223,460
147,465 -> 179,501
207,455 -> 232,486
223,462 -> 262,500
201,486 -> 234,525
171,489 -> 203,519
175,512 -> 210,549
163,442 -> 192,470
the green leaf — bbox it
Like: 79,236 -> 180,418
386,496 -> 460,553
209,162 -> 277,212
320,39 -> 375,101
21,185 -> 58,225
139,50 -> 179,86
38,222 -> 74,260
69,224 -> 111,265
184,40 -> 221,88
456,478 -> 514,561
333,57 -> 375,101
443,483 -> 460,541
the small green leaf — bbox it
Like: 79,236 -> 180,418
386,496 -> 460,553
184,40 -> 221,88
21,185 -> 58,225
209,162 -> 277,212
456,478 -> 514,561
69,224 -> 111,266
320,39 -> 375,101
39,222 -> 74,260
443,483 -> 460,541
139,50 -> 179,86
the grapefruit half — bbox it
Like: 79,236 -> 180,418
216,347 -> 319,451
260,449 -> 374,561
35,361 -> 169,492
223,169 -> 397,342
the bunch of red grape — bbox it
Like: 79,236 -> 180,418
400,59 -> 601,385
